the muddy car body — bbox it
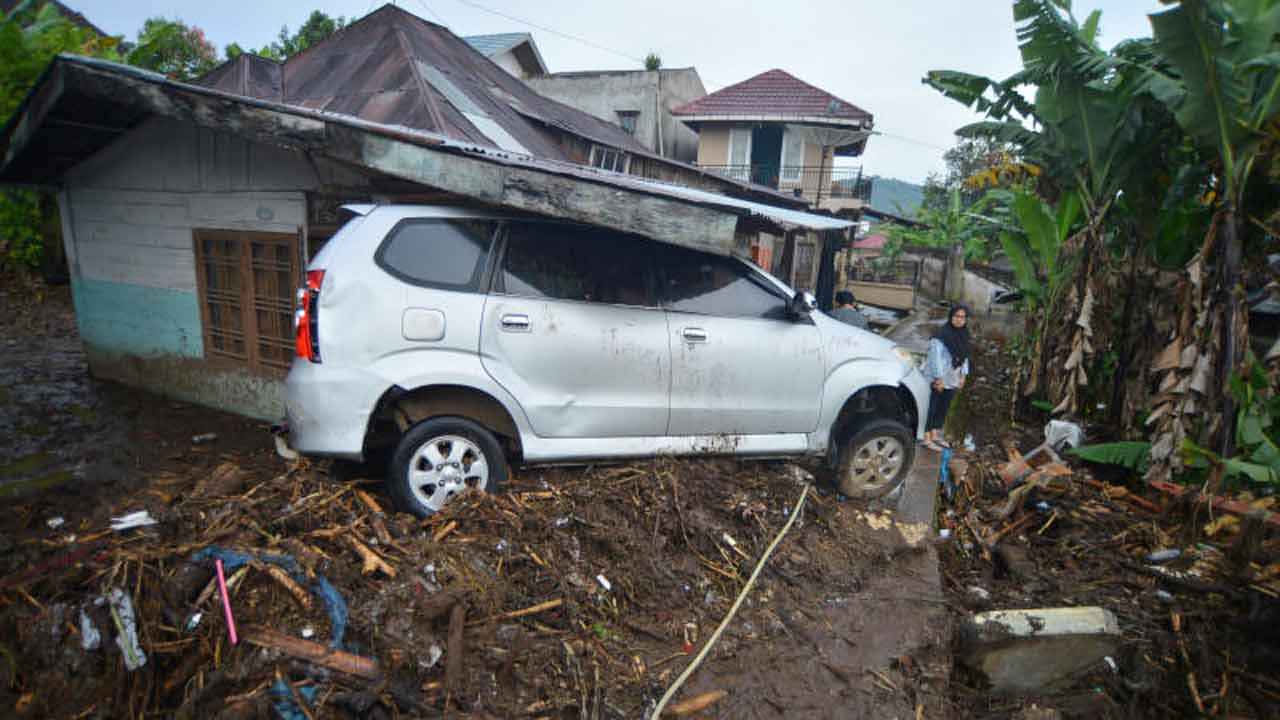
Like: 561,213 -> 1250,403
285,205 -> 930,515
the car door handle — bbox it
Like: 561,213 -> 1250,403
500,313 -> 531,331
682,327 -> 708,342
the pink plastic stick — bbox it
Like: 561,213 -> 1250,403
215,558 -> 238,645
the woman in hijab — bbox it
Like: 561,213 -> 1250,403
922,304 -> 970,451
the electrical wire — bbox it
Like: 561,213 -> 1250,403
414,0 -> 448,26
450,0 -> 647,65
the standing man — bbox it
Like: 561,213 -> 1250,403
829,290 -> 870,330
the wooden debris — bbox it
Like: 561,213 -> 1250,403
470,598 -> 564,626
261,565 -> 311,610
354,489 -> 383,515
243,626 -> 380,679
345,535 -> 396,578
445,602 -> 466,696
432,520 -> 458,543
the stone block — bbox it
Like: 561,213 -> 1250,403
961,607 -> 1120,693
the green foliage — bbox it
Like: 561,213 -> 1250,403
1,1 -> 122,120
1148,0 -> 1280,207
127,17 -> 217,80
1069,442 -> 1153,473
997,186 -> 1082,308
644,53 -> 661,71
0,189 -> 41,269
0,2 -> 122,270
1031,399 -> 1056,412
885,187 -> 1007,262
261,11 -> 346,60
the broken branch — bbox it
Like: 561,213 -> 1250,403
243,626 -> 379,679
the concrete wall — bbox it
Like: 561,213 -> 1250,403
59,117 -> 327,420
490,49 -> 525,79
526,68 -> 705,162
902,251 -> 1011,316
696,126 -> 731,166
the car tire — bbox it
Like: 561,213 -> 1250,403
835,418 -> 915,499
388,416 -> 508,518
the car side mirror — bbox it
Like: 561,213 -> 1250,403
790,291 -> 817,317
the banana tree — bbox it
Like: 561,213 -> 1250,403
926,0 -> 1154,415
1145,0 -> 1280,466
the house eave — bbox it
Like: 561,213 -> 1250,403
673,114 -> 871,128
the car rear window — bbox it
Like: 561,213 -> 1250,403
376,219 -> 497,291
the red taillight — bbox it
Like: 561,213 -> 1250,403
294,269 -> 325,363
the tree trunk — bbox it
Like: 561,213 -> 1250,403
1218,205 -> 1242,459
946,242 -> 966,304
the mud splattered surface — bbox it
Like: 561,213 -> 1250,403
0,275 -> 955,718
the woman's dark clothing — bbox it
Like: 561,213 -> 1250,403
933,308 -> 971,369
926,387 -> 955,432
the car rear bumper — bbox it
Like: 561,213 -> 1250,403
285,360 -> 384,460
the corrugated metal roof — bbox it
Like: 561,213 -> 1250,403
192,6 -> 647,163
672,69 -> 872,123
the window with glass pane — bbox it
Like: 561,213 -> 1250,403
501,222 -> 653,307
376,219 -> 496,291
195,229 -> 299,373
781,129 -> 804,182
617,111 -> 639,135
655,245 -> 789,319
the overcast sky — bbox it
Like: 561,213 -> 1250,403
69,0 -> 1165,183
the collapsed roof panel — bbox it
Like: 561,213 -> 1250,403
1,56 -> 850,257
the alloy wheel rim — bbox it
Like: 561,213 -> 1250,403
407,434 -> 489,511
848,435 -> 905,491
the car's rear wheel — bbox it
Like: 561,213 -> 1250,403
836,419 -> 914,499
388,416 -> 508,517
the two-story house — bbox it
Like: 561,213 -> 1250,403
672,69 -> 874,215
672,69 -> 874,293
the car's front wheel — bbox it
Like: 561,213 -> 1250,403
835,419 -> 914,499
388,416 -> 508,517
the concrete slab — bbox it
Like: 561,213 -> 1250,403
962,607 -> 1121,693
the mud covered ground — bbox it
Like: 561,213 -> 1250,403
0,277 -> 953,718
937,335 -> 1280,719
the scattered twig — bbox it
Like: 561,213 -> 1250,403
433,520 -> 458,543
243,626 -> 379,679
345,534 -> 396,578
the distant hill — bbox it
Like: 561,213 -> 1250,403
868,176 -> 923,218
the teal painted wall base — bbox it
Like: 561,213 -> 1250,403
71,278 -> 203,358
71,278 -> 285,421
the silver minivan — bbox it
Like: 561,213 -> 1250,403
286,205 -> 931,516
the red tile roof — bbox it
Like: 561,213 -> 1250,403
671,69 -> 871,123
853,234 -> 888,250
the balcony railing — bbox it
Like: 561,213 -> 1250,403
699,164 -> 874,204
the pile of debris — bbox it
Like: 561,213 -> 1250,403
0,455 -> 935,718
939,426 -> 1280,717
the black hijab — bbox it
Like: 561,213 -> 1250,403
933,304 -> 970,368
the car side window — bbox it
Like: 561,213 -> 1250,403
376,219 -> 497,291
499,222 -> 653,307
655,245 -> 790,319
